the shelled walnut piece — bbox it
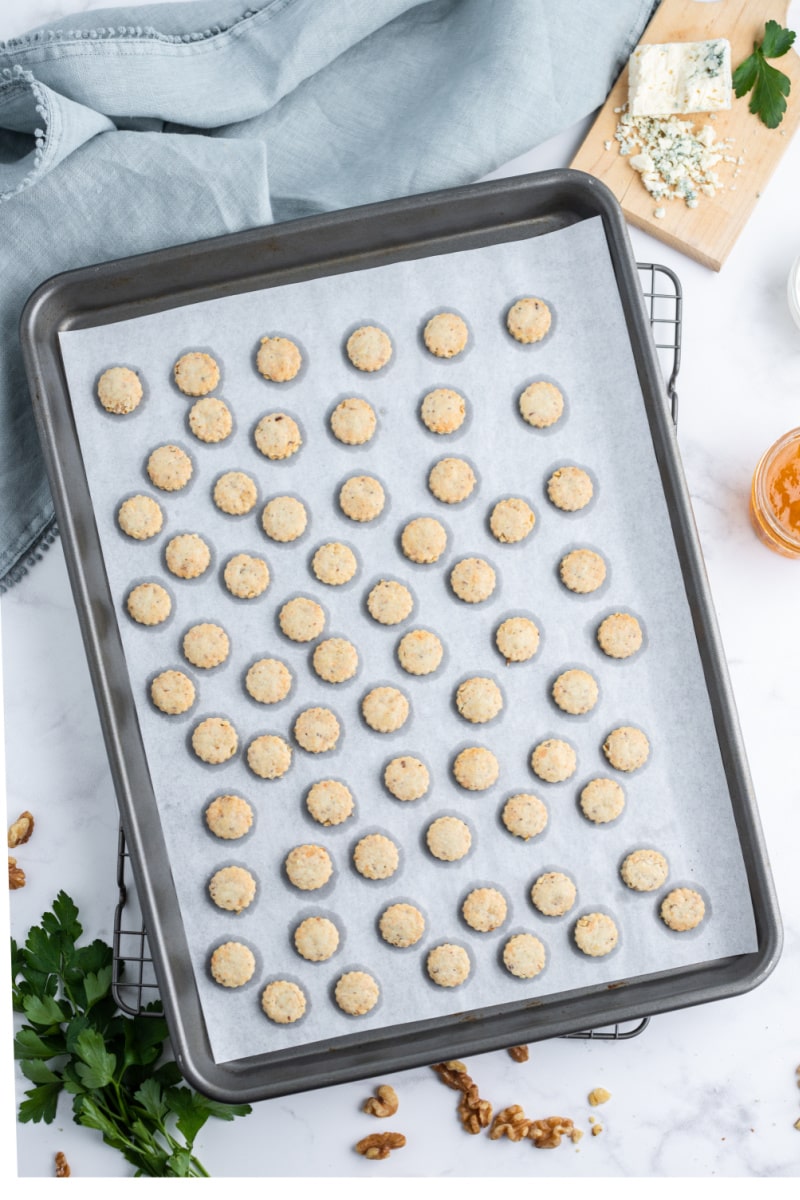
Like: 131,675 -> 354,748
8,810 -> 34,847
55,1151 -> 71,1177
431,1060 -> 493,1134
489,1105 -> 531,1142
508,1045 -> 529,1063
8,857 -> 25,889
355,1132 -> 406,1160
363,1084 -> 399,1118
529,1116 -> 581,1149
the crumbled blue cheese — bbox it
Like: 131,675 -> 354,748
614,109 -> 739,209
629,39 -> 731,116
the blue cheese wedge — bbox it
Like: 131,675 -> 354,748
629,39 -> 731,116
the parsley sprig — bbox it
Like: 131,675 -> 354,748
733,19 -> 796,128
11,892 -> 251,1177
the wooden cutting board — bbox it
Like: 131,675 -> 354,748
570,0 -> 800,269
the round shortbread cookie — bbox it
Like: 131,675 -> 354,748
660,887 -> 706,932
223,553 -> 270,599
127,582 -> 171,626
213,471 -> 257,515
279,597 -> 326,642
335,970 -> 380,1015
285,844 -> 333,891
490,497 -> 535,544
384,756 -> 429,802
165,533 -> 211,580
261,980 -> 306,1024
210,941 -> 256,988
346,326 -> 392,372
261,496 -> 308,543
247,734 -> 292,779
602,726 -> 650,772
367,579 -> 414,625
245,658 -> 292,704
188,397 -> 232,443
428,457 -> 476,504
559,548 -> 607,594
306,779 -> 354,826
552,669 -> 599,716
147,444 -> 192,491
339,474 -> 385,522
426,816 -> 472,861
502,933 -> 546,979
183,623 -> 230,669
208,865 -> 256,913
191,717 -> 238,764
597,613 -> 643,659
420,388 -> 466,434
254,412 -> 302,460
313,637 -> 359,683
452,746 -> 499,791
397,629 -> 443,676
621,849 -> 669,892
580,777 -> 626,824
450,557 -> 496,604
506,297 -> 552,344
427,943 -> 470,988
150,670 -> 195,715
361,687 -> 409,734
256,336 -> 302,383
379,903 -> 425,948
97,366 -> 143,414
455,677 -> 503,724
294,916 -> 340,962
400,517 -> 447,564
312,542 -> 358,586
518,380 -> 564,428
501,793 -> 548,840
174,352 -> 220,397
423,311 -> 468,358
205,794 -> 253,840
547,467 -> 594,512
118,495 -> 163,540
495,617 -> 540,663
462,887 -> 507,932
531,872 -> 576,917
574,912 -> 619,957
330,397 -> 376,445
531,739 -> 576,783
294,706 -> 341,752
353,833 -> 399,880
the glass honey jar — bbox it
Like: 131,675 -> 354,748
750,428 -> 800,558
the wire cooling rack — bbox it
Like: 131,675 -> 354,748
112,261 -> 683,1043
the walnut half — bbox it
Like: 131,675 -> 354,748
529,1116 -> 578,1149
55,1151 -> 71,1177
355,1132 -> 406,1160
8,857 -> 25,890
489,1104 -> 531,1142
508,1045 -> 529,1063
363,1084 -> 399,1118
8,810 -> 34,848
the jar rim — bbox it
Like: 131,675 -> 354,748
752,427 -> 800,552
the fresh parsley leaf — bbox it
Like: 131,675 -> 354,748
74,1029 -> 117,1090
733,20 -> 796,128
134,1078 -> 168,1122
19,1059 -> 61,1085
14,1028 -> 64,1060
761,18 -> 796,59
22,993 -> 66,1027
18,1082 -> 62,1124
83,965 -> 113,1008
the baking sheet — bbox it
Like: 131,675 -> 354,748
58,216 -> 757,1064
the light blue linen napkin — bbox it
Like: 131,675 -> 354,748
0,0 -> 657,590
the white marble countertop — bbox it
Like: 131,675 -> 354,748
3,0 -> 800,1182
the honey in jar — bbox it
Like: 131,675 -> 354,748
750,428 -> 800,557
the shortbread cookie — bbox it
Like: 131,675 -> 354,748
559,548 -> 607,594
306,779 -> 354,826
97,366 -> 143,414
660,887 -> 706,931
313,637 -> 359,683
294,706 -> 341,752
223,553 -> 270,599
621,849 -> 669,893
428,457 -> 476,504
183,623 -> 230,669
191,717 -> 238,764
502,793 -> 548,840
426,816 -> 472,861
397,629 -> 444,676
245,658 -> 292,704
254,412 -> 302,460
335,970 -> 380,1015
312,542 -> 358,586
426,943 -> 470,987
150,670 -> 195,715
531,739 -> 576,783
455,677 -> 503,724
147,444 -> 192,491
118,495 -> 163,540
574,912 -> 619,957
420,388 -> 466,434
188,397 -> 232,443
603,726 -> 650,772
261,980 -> 306,1023
210,941 -> 255,988
261,496 -> 308,542
339,474 -> 385,522
518,380 -> 564,428
174,351 -> 219,396
205,794 -> 253,840
503,933 -> 546,979
285,844 -> 333,890
462,887 -> 507,932
453,747 -> 499,791
400,517 -> 447,564
247,734 -> 292,779
547,467 -> 594,512
367,579 -> 414,625
346,326 -> 392,372
279,596 -> 326,642
379,903 -> 425,948
256,336 -> 302,383
384,756 -> 429,802
208,865 -> 256,913
552,669 -> 599,715
506,297 -> 552,344
213,470 -> 257,515
362,687 -> 409,733
490,498 -> 535,544
330,397 -> 376,445
126,582 -> 171,626
423,311 -> 468,357
294,916 -> 340,962
597,613 -> 643,659
579,778 -> 625,824
450,557 -> 496,604
531,872 -> 577,917
165,533 -> 211,580
353,833 -> 399,880
496,617 -> 540,663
